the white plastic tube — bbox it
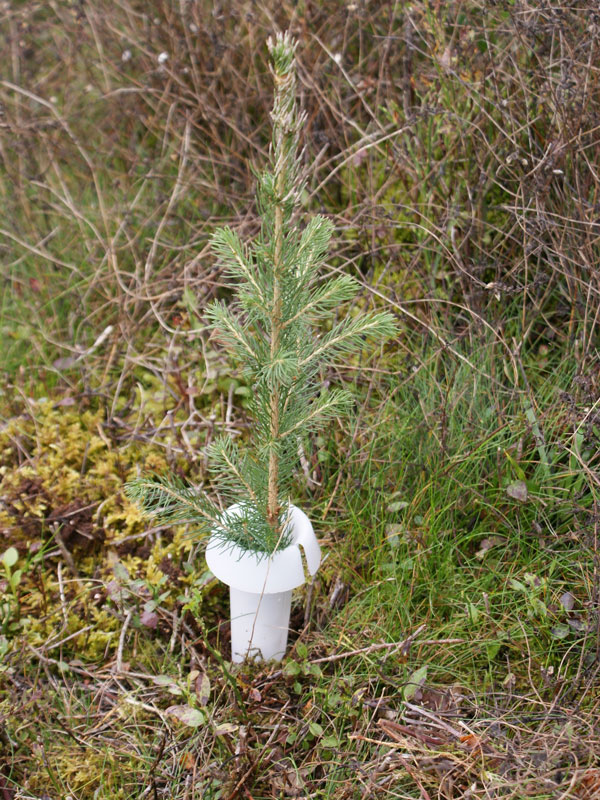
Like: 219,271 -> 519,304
205,504 -> 321,663
229,587 -> 292,662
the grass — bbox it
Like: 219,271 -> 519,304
1,1 -> 600,798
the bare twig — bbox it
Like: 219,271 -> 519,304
310,625 -> 426,664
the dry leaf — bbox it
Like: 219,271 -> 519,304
195,672 -> 211,706
560,591 -> 575,612
475,536 -> 505,559
140,609 -> 158,629
506,481 -> 528,502
179,751 -> 195,770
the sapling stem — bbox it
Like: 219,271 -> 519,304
267,56 -> 295,530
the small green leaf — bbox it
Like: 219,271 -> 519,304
486,640 -> 502,660
385,524 -> 403,550
308,722 -> 324,737
530,598 -> 547,618
308,664 -> 322,680
166,705 -> 205,727
113,562 -> 130,582
2,548 -> 18,569
403,665 -> 427,701
284,660 -> 301,677
467,601 -> 480,624
551,624 -> 570,639
524,573 -> 542,589
10,570 -> 22,590
509,579 -> 527,593
153,674 -> 177,686
153,675 -> 181,694
321,735 -> 340,748
387,500 -> 409,513
296,642 -> 308,660
214,723 -> 238,736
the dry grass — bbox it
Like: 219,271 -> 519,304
3,2 -> 599,389
1,1 -> 600,798
3,622 -> 600,798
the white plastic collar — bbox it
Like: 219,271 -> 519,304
205,504 -> 321,594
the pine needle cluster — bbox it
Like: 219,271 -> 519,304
125,32 -> 397,555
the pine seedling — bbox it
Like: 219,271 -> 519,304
125,32 -> 397,556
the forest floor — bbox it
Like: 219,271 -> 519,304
1,2 -> 599,798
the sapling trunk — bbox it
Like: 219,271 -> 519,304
267,174 -> 283,529
267,52 -> 296,531
125,32 -> 397,556
267,56 -> 290,533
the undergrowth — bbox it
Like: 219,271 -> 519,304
1,1 -> 600,798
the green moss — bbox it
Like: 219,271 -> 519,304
0,400 -> 206,666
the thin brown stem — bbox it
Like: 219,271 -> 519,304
267,71 -> 292,528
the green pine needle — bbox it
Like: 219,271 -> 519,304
125,31 -> 397,555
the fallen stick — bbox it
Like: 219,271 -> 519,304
310,624 -> 427,664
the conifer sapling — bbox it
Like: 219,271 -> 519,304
125,32 -> 397,555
